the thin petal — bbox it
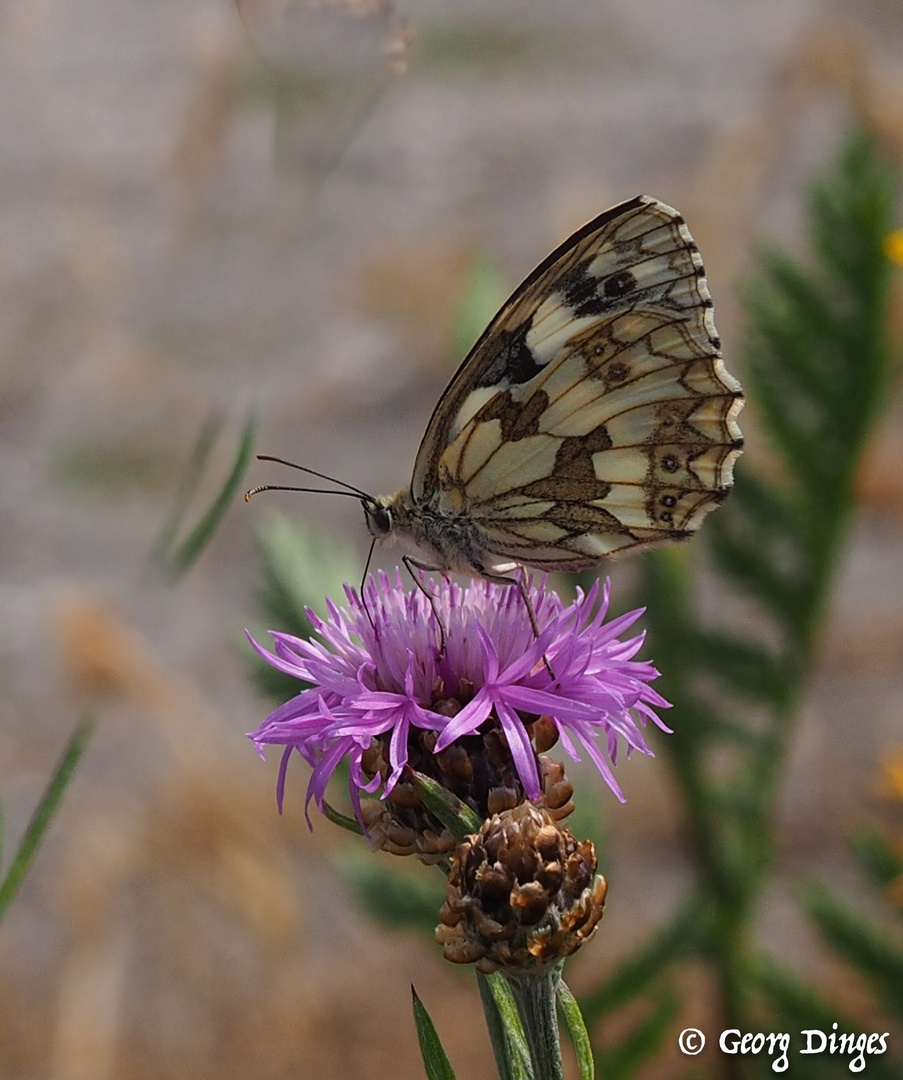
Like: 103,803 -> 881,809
494,700 -> 541,800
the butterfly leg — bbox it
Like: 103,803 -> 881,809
475,566 -> 556,681
358,539 -> 378,632
400,556 -> 554,678
401,555 -> 448,656
475,569 -> 541,638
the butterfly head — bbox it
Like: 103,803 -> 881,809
362,495 -> 395,539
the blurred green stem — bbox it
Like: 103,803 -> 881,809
0,716 -> 95,922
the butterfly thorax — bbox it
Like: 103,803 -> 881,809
363,490 -> 514,578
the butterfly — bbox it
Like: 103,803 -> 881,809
251,195 -> 744,599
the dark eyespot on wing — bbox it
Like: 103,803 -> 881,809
603,270 -> 637,298
557,260 -> 615,318
560,260 -> 600,310
559,259 -> 639,319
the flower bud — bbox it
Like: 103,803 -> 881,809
436,804 -> 607,973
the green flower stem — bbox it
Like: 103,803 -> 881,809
505,962 -> 566,1080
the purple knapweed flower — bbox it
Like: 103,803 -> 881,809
247,571 -> 669,825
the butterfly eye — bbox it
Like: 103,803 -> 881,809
363,500 -> 393,538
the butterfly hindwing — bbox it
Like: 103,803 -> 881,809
407,195 -> 743,571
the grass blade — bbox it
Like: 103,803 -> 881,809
0,716 -> 95,922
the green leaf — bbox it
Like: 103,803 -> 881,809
149,410 -> 224,567
321,799 -> 365,836
412,987 -> 457,1080
850,828 -> 903,890
803,879 -> 903,1018
254,511 -> 359,631
557,980 -> 594,1080
0,716 -> 96,922
153,409 -> 258,581
408,770 -> 483,842
693,630 -> 791,705
476,973 -> 523,1080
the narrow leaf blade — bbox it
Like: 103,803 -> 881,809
0,716 -> 96,921
557,979 -> 594,1080
158,409 -> 258,581
412,987 -> 457,1080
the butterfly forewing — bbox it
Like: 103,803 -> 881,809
406,195 -> 743,572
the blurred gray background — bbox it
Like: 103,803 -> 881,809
1,2 -> 902,1077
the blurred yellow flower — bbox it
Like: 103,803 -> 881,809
884,229 -> 903,265
879,745 -> 903,908
881,745 -> 903,800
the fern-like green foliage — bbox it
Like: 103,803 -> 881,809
582,133 -> 900,1076
804,825 -> 903,1023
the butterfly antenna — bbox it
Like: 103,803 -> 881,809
254,455 -> 373,498
245,483 -> 366,501
246,455 -> 374,502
